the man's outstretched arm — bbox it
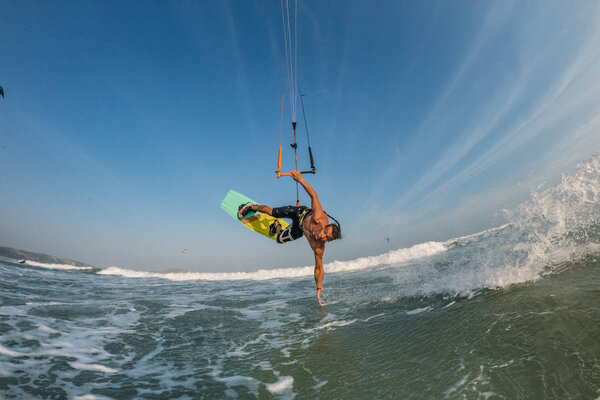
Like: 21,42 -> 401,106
314,249 -> 324,306
290,170 -> 326,221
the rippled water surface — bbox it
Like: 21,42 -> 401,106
1,155 -> 600,399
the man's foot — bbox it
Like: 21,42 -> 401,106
269,220 -> 281,236
237,202 -> 254,220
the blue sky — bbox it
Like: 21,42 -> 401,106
1,1 -> 600,272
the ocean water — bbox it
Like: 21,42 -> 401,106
1,155 -> 600,399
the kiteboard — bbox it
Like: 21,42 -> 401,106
220,190 -> 289,241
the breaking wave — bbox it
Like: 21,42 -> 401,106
19,260 -> 94,271
98,241 -> 447,281
395,153 -> 600,296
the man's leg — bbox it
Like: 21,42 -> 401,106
272,206 -> 300,243
240,204 -> 282,237
240,204 -> 298,243
238,203 -> 273,220
252,205 -> 285,238
250,205 -> 273,215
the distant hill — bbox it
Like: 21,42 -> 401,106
0,246 -> 92,268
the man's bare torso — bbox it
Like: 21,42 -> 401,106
302,212 -> 327,252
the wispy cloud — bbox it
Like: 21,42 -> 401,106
368,1 -> 517,205
431,12 -> 600,197
377,2 -> 600,227
222,1 -> 252,129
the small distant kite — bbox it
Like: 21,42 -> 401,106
0,86 -> 4,98
181,249 -> 188,254
385,237 -> 390,244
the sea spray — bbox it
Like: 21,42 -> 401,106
391,153 -> 600,296
509,153 -> 600,264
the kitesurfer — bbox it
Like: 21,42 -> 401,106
237,170 -> 341,306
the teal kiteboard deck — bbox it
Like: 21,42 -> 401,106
220,190 -> 289,241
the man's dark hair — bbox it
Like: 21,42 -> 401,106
326,213 -> 342,240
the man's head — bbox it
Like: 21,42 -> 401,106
317,222 -> 342,242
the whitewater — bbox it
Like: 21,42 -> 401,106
1,155 -> 599,399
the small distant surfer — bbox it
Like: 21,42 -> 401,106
237,170 -> 342,306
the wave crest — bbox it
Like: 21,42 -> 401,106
98,241 -> 447,282
23,260 -> 94,271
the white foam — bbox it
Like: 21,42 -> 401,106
210,370 -> 260,393
98,241 -> 447,282
69,363 -> 117,373
164,304 -> 208,319
24,260 -> 93,271
37,324 -> 59,334
444,374 -> 470,397
406,306 -> 433,315
316,319 -> 357,331
267,376 -> 294,394
312,380 -> 328,390
444,223 -> 511,247
327,241 -> 447,273
363,313 -> 386,322
0,344 -> 26,357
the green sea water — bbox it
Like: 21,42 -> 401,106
0,253 -> 598,399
